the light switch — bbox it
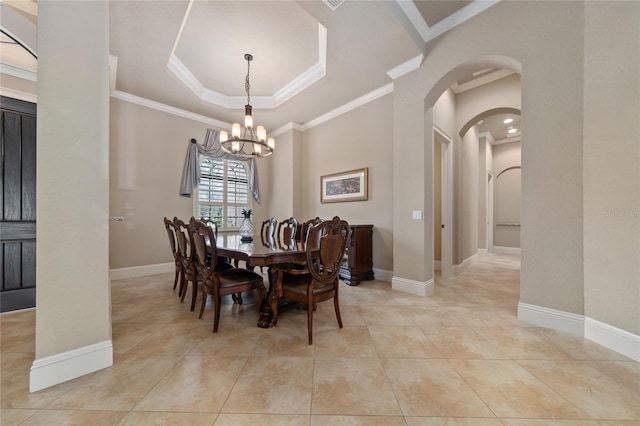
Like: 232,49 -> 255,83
412,210 -> 422,220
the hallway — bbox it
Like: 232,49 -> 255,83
2,253 -> 639,424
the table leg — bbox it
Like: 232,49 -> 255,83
257,267 -> 277,328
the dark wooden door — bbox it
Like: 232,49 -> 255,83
1,96 -> 37,312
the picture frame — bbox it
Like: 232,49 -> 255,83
320,167 -> 368,203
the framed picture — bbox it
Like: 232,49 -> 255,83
321,167 -> 368,203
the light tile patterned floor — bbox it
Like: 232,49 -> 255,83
1,253 -> 639,425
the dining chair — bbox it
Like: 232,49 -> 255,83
277,217 -> 298,249
163,217 -> 182,293
190,219 -> 266,332
260,217 -> 277,248
298,216 -> 323,243
174,217 -> 203,310
272,216 -> 349,344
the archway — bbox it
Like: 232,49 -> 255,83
422,56 -> 522,298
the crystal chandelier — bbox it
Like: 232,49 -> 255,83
220,54 -> 275,158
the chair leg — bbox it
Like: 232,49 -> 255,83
307,293 -> 314,345
190,279 -> 198,311
180,278 -> 189,303
333,294 -> 343,328
198,287 -> 207,319
178,271 -> 186,297
173,268 -> 179,290
213,294 -> 222,333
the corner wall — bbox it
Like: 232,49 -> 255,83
32,1 -> 112,391
583,1 -> 640,337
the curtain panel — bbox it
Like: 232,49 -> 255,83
180,128 -> 260,203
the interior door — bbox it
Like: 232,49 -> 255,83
1,96 -> 37,312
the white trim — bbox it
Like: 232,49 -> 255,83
110,262 -> 174,280
425,0 -> 502,42
30,340 -> 113,392
303,83 -> 394,129
518,302 -> 640,362
0,87 -> 37,103
585,317 -> 640,362
453,253 -> 479,275
492,246 -> 521,255
395,0 -> 430,41
372,268 -> 393,283
110,90 -> 230,129
434,260 -> 441,271
386,54 -> 423,80
517,302 -> 584,336
392,276 -> 434,297
397,0 -> 501,43
0,62 -> 37,82
271,121 -> 306,137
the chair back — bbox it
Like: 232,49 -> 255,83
306,216 -> 349,284
277,217 -> 298,249
298,217 -> 323,242
261,218 -> 277,247
199,217 -> 218,238
164,217 -> 178,261
190,218 -> 219,274
174,217 -> 193,267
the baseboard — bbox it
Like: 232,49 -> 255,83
493,246 -> 521,255
518,302 -> 640,362
392,276 -> 434,297
372,268 -> 393,283
517,302 -> 584,336
453,253 -> 479,275
434,260 -> 441,271
110,262 -> 174,280
585,317 -> 640,362
30,340 -> 113,392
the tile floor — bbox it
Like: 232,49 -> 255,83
1,253 -> 639,425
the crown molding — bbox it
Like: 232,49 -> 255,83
395,0 -> 430,42
0,62 -> 37,82
386,54 -> 423,80
111,90 -> 229,128
303,83 -> 394,130
0,86 -> 37,103
398,0 -> 501,43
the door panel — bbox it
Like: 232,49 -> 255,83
1,96 -> 37,312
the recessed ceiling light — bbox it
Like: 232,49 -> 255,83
507,128 -> 518,134
504,118 -> 514,124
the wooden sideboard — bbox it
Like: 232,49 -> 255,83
340,224 -> 374,286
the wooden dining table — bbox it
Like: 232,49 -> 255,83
214,233 -> 306,328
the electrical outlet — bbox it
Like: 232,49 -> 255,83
110,216 -> 125,221
412,210 -> 422,220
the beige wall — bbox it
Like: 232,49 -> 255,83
299,95 -> 393,271
583,1 -> 640,335
493,141 -> 522,248
110,99 -> 209,269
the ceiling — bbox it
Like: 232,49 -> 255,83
1,0 -> 519,142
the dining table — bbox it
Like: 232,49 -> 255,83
214,232 -> 306,328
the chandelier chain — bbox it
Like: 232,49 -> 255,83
245,58 -> 251,105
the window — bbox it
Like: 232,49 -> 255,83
196,157 -> 250,230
